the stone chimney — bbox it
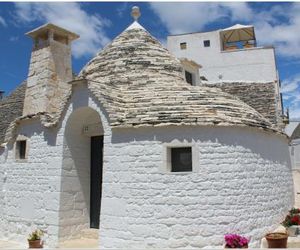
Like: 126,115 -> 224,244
23,23 -> 79,116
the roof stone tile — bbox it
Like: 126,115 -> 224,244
80,26 -> 277,132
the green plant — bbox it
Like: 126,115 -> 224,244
28,229 -> 44,241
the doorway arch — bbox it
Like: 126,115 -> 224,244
59,107 -> 103,242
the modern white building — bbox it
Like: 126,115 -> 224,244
0,8 -> 294,248
167,24 -> 284,127
167,24 -> 279,83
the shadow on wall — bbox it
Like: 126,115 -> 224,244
8,119 -> 58,147
111,125 -> 290,165
59,106 -> 103,242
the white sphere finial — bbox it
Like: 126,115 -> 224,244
131,6 -> 141,21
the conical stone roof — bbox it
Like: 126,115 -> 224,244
79,22 -> 276,132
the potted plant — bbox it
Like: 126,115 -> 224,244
265,232 -> 288,248
282,207 -> 300,236
224,234 -> 249,248
28,229 -> 44,248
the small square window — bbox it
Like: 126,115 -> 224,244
16,140 -> 27,160
180,42 -> 187,50
171,147 -> 192,172
204,40 -> 210,47
185,71 -> 194,85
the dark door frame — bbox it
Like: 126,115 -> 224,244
90,135 -> 103,229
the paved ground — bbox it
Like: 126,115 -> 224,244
58,238 -> 98,248
0,240 -> 23,249
0,238 -> 98,249
2,226 -> 300,249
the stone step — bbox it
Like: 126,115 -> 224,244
80,228 -> 99,240
59,238 -> 98,249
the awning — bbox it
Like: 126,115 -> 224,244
220,24 -> 255,43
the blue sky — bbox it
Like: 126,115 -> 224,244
0,2 -> 300,120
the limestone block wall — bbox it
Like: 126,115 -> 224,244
0,83 -> 111,247
290,142 -> 300,170
0,82 -> 294,248
59,120 -> 91,240
23,46 -> 52,115
292,170 -> 300,208
23,40 -> 72,116
58,84 -> 107,241
99,126 -> 293,248
0,119 -> 65,247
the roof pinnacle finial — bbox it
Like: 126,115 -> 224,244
131,6 -> 141,21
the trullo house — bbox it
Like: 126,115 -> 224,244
0,6 -> 294,249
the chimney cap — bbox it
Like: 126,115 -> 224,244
26,23 -> 79,41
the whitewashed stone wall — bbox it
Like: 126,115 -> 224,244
0,119 -> 64,247
293,171 -> 300,207
0,83 -> 111,247
0,83 -> 294,248
59,111 -> 92,240
58,83 -> 107,242
290,141 -> 300,170
99,126 -> 293,248
58,83 -> 111,243
23,39 -> 72,116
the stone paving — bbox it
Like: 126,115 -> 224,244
0,240 -> 23,249
0,238 -> 98,249
2,232 -> 300,249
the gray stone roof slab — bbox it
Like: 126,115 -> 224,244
0,82 -> 26,144
80,25 -> 277,132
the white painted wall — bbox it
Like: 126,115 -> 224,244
167,30 -> 278,82
56,82 -> 110,243
290,140 -> 300,170
0,83 -> 294,248
0,83 -> 111,247
99,126 -> 293,248
292,170 -> 300,208
0,119 -> 64,247
285,122 -> 299,137
59,104 -> 104,241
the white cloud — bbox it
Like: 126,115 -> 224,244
149,2 -> 300,59
281,78 -> 299,94
116,3 -> 128,17
0,16 -> 7,27
281,75 -> 300,120
14,3 -> 111,58
9,36 -> 19,42
149,2 -> 300,119
149,2 -> 253,34
253,3 -> 300,58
